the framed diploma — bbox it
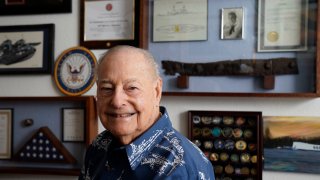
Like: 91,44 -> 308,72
80,0 -> 149,49
258,0 -> 308,52
153,0 -> 208,42
62,108 -> 85,142
0,109 -> 13,159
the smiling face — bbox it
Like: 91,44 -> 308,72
96,46 -> 162,145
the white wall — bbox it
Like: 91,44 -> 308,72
0,0 -> 320,179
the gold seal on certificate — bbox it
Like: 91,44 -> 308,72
267,31 -> 279,42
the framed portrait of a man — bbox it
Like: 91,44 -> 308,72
221,7 -> 244,40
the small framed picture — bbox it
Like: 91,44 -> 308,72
62,108 -> 85,142
0,108 -> 13,159
221,7 -> 244,40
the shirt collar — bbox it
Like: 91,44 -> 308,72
125,106 -> 171,170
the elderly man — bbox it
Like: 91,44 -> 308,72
79,45 -> 215,180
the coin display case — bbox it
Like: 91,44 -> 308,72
188,110 -> 263,180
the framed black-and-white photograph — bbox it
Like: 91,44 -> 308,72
221,7 -> 244,40
62,108 -> 85,142
257,0 -> 308,52
0,0 -> 72,16
0,24 -> 54,74
0,108 -> 13,159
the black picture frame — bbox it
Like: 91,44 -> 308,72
0,0 -> 72,16
0,24 -> 54,74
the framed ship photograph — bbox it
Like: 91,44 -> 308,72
0,24 -> 54,74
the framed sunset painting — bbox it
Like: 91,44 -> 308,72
263,116 -> 320,174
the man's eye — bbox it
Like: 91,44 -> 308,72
126,86 -> 139,92
100,87 -> 113,93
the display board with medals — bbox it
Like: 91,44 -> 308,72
188,110 -> 263,180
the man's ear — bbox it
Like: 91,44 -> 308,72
155,78 -> 163,103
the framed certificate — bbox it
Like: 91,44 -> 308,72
258,0 -> 308,52
0,109 -> 13,159
80,0 -> 149,49
153,0 -> 208,42
62,108 -> 85,142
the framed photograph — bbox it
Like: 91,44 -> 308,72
0,24 -> 54,74
153,0 -> 208,42
0,0 -> 72,16
80,0 -> 148,49
221,7 -> 244,40
0,109 -> 13,159
257,0 -> 308,52
264,116 -> 320,174
62,108 -> 85,142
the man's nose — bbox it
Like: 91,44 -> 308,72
110,88 -> 126,108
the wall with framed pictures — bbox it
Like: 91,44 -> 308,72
148,0 -> 320,97
1,0 -> 320,180
0,96 -> 98,176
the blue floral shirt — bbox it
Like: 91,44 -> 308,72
79,107 -> 215,180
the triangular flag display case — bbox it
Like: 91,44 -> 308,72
13,126 -> 77,164
0,96 -> 98,176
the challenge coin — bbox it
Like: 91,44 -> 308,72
230,154 -> 239,163
223,116 -> 234,125
235,117 -> 246,126
203,141 -> 213,150
201,116 -> 212,125
244,129 -> 253,139
212,116 -> 222,124
232,128 -> 243,138
192,139 -> 201,147
214,139 -> 225,150
193,128 -> 201,136
211,127 -> 221,137
209,153 -> 219,162
214,165 -> 223,174
202,127 -> 211,137
240,153 -> 250,163
235,140 -> 247,150
225,164 -> 234,174
220,152 -> 229,162
222,127 -> 233,138
192,116 -> 201,124
224,140 -> 235,150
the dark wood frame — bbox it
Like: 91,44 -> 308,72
161,1 -> 320,98
0,96 -> 98,176
0,0 -> 72,15
0,24 -> 54,74
188,110 -> 263,180
80,0 -> 149,49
